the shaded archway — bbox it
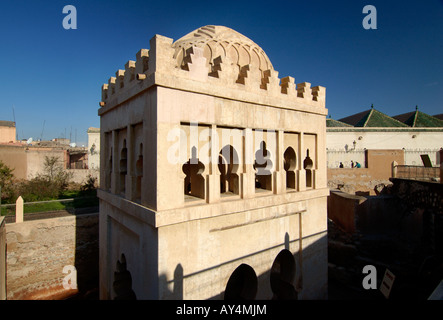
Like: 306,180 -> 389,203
119,139 -> 128,194
218,145 -> 240,195
303,149 -> 313,188
254,141 -> 273,191
284,147 -> 297,190
182,146 -> 206,199
224,264 -> 258,300
270,249 -> 297,300
135,143 -> 143,202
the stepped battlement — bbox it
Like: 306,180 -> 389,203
100,26 -> 325,112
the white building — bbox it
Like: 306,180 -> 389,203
327,106 -> 443,168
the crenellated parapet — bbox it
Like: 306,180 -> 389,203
100,25 -> 326,112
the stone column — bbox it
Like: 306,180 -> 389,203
125,124 -> 136,201
298,132 -> 306,192
439,149 -> 443,183
15,196 -> 24,223
111,130 -> 119,194
273,130 -> 285,194
392,161 -> 398,178
207,125 -> 220,203
241,128 -> 255,199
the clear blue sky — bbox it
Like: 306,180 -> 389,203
0,0 -> 442,145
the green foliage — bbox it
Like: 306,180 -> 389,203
80,174 -> 97,192
0,160 -> 14,202
12,156 -> 73,202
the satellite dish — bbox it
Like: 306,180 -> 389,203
70,143 -> 77,147
26,137 -> 33,144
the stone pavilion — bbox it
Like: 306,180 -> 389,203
98,25 -> 329,299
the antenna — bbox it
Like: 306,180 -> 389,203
12,105 -> 18,140
40,120 -> 46,141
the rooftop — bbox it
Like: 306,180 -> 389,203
0,120 -> 16,128
339,106 -> 408,128
393,108 -> 443,128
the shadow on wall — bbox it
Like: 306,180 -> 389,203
109,232 -> 328,300
72,213 -> 100,300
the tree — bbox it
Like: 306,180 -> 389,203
0,160 -> 14,202
42,156 -> 72,188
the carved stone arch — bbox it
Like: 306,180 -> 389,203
119,139 -> 128,194
135,143 -> 143,202
182,146 -> 206,199
218,145 -> 240,195
254,141 -> 273,191
303,149 -> 314,188
284,147 -> 297,190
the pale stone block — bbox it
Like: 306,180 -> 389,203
15,196 -> 23,223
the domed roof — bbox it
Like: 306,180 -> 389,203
172,25 -> 273,72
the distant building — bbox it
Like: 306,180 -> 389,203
326,106 -> 443,194
327,106 -> 443,168
87,127 -> 100,170
0,121 -> 16,144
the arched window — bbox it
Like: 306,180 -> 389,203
135,143 -> 143,202
218,145 -> 239,195
254,141 -> 273,192
106,147 -> 112,191
119,139 -> 128,194
284,147 -> 297,190
182,146 -> 205,200
303,149 -> 313,188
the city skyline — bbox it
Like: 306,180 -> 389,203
0,0 -> 442,145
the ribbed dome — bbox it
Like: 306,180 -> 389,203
172,25 -> 273,72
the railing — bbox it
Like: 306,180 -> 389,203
393,165 -> 440,181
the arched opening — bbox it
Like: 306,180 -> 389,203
303,149 -> 313,188
218,145 -> 239,196
270,249 -> 297,300
254,141 -> 273,192
135,143 -> 143,202
182,146 -> 205,200
119,139 -> 128,194
113,254 -> 136,300
284,147 -> 297,190
224,264 -> 258,300
106,147 -> 112,191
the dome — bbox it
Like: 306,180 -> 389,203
172,25 -> 273,73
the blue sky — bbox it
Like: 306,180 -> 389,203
0,0 -> 442,145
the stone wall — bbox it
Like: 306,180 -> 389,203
328,149 -> 404,195
326,129 -> 443,167
5,213 -> 98,300
0,217 -> 5,300
67,168 -> 100,185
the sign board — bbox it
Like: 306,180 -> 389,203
420,154 -> 433,167
379,268 -> 395,299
